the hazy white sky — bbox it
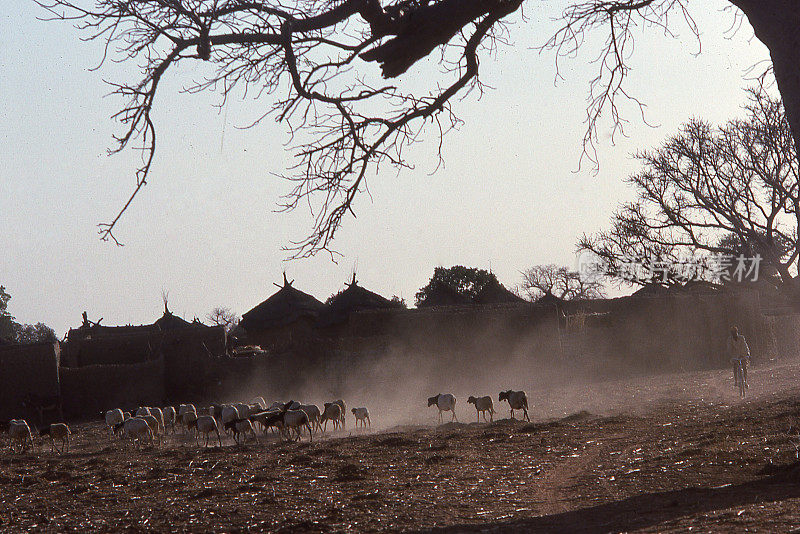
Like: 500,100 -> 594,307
1,1 -> 771,336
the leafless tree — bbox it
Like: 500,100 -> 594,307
580,86 -> 800,297
207,306 -> 240,333
36,1 -> 800,256
520,264 -> 605,301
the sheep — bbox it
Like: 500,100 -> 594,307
122,417 -> 153,449
297,404 -> 322,432
162,406 -> 177,433
195,415 -> 223,447
498,390 -> 530,422
320,403 -> 342,432
178,404 -> 197,417
235,402 -> 251,419
281,409 -> 312,442
351,407 -> 371,428
9,420 -> 33,453
136,406 -> 152,417
182,411 -> 198,436
149,407 -> 166,436
221,405 -> 241,431
467,395 -> 495,422
138,415 -> 164,446
123,411 -> 132,421
334,399 -> 346,428
39,423 -> 70,454
428,394 -> 458,424
224,418 -> 258,445
250,410 -> 284,435
250,396 -> 267,410
104,409 -> 125,438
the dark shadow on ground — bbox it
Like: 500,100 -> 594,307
418,463 -> 800,533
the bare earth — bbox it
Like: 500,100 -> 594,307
4,360 -> 800,533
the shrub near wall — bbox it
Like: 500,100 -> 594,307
60,358 -> 165,417
0,342 -> 60,421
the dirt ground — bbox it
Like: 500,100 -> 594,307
4,359 -> 800,533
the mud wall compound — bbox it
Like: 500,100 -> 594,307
0,342 -> 60,421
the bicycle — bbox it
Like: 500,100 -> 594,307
734,358 -> 747,399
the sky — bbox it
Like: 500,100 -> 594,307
0,1 -> 772,337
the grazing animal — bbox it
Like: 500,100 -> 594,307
297,404 -> 322,431
321,403 -> 342,432
138,415 -> 164,446
136,406 -> 152,417
196,415 -> 223,447
221,405 -> 241,432
428,394 -> 458,423
498,390 -> 530,422
250,396 -> 267,410
9,419 -> 34,453
250,410 -> 284,435
281,409 -> 313,442
333,399 -> 346,428
351,407 -> 371,428
40,423 -> 71,453
104,409 -> 125,438
162,406 -> 177,433
178,404 -> 197,417
225,418 -> 258,444
182,411 -> 198,435
467,395 -> 495,422
122,417 -> 153,449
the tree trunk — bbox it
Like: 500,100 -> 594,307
733,1 -> 800,166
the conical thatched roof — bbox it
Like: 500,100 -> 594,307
317,274 -> 397,327
417,280 -> 472,308
154,303 -> 196,331
473,278 -> 526,304
240,274 -> 325,331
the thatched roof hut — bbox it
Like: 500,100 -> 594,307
416,280 -> 473,308
473,278 -> 526,304
239,274 -> 325,332
154,304 -> 196,331
534,292 -> 565,309
317,275 -> 398,328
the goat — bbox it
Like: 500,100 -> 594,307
467,395 -> 495,422
250,410 -> 284,435
498,390 -> 530,422
321,403 -> 342,432
162,406 -> 177,433
351,407 -> 371,428
428,394 -> 458,423
39,423 -> 70,453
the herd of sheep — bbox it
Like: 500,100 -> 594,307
4,389 -> 530,454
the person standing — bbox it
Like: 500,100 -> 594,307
727,326 -> 751,388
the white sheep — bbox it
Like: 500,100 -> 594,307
104,409 -> 125,438
297,404 -> 321,431
221,405 -> 241,430
281,409 -> 312,442
178,404 -> 197,417
428,393 -> 458,423
195,415 -> 223,447
122,417 -> 153,449
334,399 -> 346,428
320,403 -> 342,432
467,395 -> 495,422
149,407 -> 166,435
9,419 -> 33,453
351,407 -> 371,428
225,418 -> 258,444
136,406 -> 152,417
162,406 -> 177,433
250,396 -> 267,410
138,415 -> 164,446
40,423 -> 71,453
182,411 -> 199,436
498,390 -> 530,422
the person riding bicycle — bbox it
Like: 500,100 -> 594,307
727,326 -> 750,388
